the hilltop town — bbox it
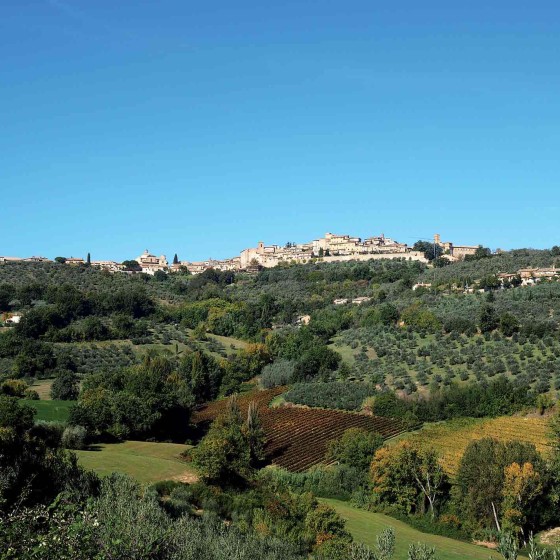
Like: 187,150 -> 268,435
1,231 -> 481,275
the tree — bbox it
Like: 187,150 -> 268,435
409,448 -> 446,519
191,395 -> 252,483
54,257 -> 67,264
378,303 -> 400,326
326,428 -> 384,473
173,253 -> 179,265
122,260 -> 142,272
474,246 -> 492,259
432,257 -> 451,268
0,395 -> 35,434
86,252 -> 91,265
51,371 -> 79,400
153,270 -> 168,282
318,248 -> 324,258
455,438 -> 545,531
500,313 -> 520,337
245,401 -> 266,466
0,284 -> 15,312
413,241 -> 443,261
305,503 -> 351,547
479,304 -> 498,333
370,442 -> 419,514
501,462 -> 542,537
371,442 -> 448,517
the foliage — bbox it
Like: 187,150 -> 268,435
260,359 -> 295,389
61,425 -> 87,450
286,382 -> 377,411
454,438 -> 549,533
326,428 -> 384,472
370,441 -> 448,517
50,370 -> 79,400
69,356 -> 193,441
192,396 -> 263,484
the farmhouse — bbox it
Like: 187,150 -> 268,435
412,282 -> 432,291
4,313 -> 22,325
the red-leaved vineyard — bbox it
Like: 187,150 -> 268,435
191,388 -> 409,472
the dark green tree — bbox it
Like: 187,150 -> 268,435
122,260 -> 142,272
479,304 -> 498,333
413,241 -> 443,261
51,371 -> 80,400
245,400 -> 266,466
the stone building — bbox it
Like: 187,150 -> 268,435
135,250 -> 168,275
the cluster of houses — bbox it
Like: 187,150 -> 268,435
411,267 -> 560,295
498,267 -> 560,286
1,231 -> 484,276
237,232 -> 416,269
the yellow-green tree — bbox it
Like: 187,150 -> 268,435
501,462 -> 542,537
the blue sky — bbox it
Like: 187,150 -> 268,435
2,1 -> 559,261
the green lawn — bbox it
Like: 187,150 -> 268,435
76,440 -> 197,485
321,499 -> 510,560
22,399 -> 74,422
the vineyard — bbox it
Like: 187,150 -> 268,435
403,415 -> 552,476
191,388 -> 409,472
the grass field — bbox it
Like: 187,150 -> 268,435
21,399 -> 73,422
400,415 -> 552,475
322,499 -> 515,560
329,338 -> 377,366
206,333 -> 248,352
76,441 -> 197,485
30,378 -> 54,399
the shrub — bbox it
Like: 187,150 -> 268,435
259,360 -> 295,389
0,379 -> 29,397
61,425 -> 87,450
285,382 -> 377,411
31,420 -> 65,447
24,389 -> 40,400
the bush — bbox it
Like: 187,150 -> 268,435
61,425 -> 87,450
0,379 -> 29,397
31,420 -> 65,447
259,360 -> 295,389
285,382 -> 377,411
260,464 -> 366,501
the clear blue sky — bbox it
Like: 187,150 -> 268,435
2,1 -> 559,261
